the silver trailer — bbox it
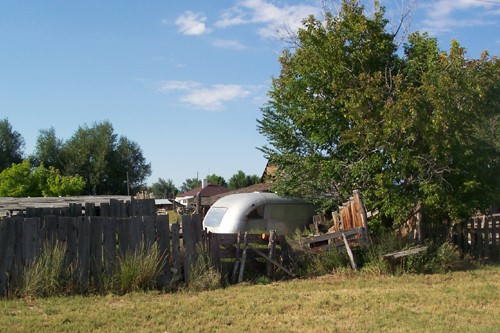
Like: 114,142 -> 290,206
203,192 -> 315,235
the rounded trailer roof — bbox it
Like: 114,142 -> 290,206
211,192 -> 308,209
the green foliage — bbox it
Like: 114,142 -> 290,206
228,170 -> 260,190
187,243 -> 222,292
15,241 -> 67,298
31,127 -> 64,171
180,178 -> 202,192
258,0 -> 500,225
0,118 -> 25,172
205,173 -> 228,187
63,121 -> 151,195
0,160 -> 84,197
402,242 -> 470,274
293,248 -> 350,277
149,178 -> 178,198
112,243 -> 166,295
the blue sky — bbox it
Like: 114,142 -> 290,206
1,0 -> 499,188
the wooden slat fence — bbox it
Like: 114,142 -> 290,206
452,214 -> 500,261
0,211 -> 205,297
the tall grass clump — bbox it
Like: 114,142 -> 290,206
112,242 -> 167,295
292,248 -> 350,277
187,243 -> 222,292
359,231 -> 407,275
15,240 -> 67,298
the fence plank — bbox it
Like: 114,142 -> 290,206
78,216 -> 91,290
157,215 -> 171,285
22,217 -> 41,266
143,216 -> 156,247
129,216 -> 142,252
117,218 -> 131,254
89,217 -> 103,290
103,217 -> 117,276
182,215 -> 196,283
267,230 -> 276,279
171,223 -> 181,282
64,217 -> 78,270
492,217 -> 498,261
0,218 -> 16,297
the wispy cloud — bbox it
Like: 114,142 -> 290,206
419,0 -> 499,33
175,11 -> 211,36
158,81 -> 251,111
158,80 -> 201,92
215,0 -> 320,39
212,38 -> 247,50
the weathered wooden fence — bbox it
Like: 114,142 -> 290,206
452,214 -> 500,261
0,211 -> 206,297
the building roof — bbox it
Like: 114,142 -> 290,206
176,184 -> 230,199
155,199 -> 173,205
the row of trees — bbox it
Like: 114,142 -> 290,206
1,119 -> 261,197
0,119 -> 151,196
258,0 -> 499,226
148,171 -> 261,198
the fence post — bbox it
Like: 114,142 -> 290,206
267,230 -> 276,279
171,222 -> 181,282
157,215 -> 171,286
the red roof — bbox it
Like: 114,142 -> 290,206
177,184 -> 229,198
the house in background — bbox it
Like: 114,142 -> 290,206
175,180 -> 229,213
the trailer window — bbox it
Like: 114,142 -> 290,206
247,205 -> 265,219
204,207 -> 228,227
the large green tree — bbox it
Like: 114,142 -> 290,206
62,121 -> 151,195
0,118 -> 24,172
258,0 -> 499,225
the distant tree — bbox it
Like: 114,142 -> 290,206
0,118 -> 24,172
0,160 -> 84,197
180,178 -> 201,193
32,127 -> 64,171
62,121 -> 151,195
228,170 -> 260,190
149,178 -> 178,198
206,174 -> 228,187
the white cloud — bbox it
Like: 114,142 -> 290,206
175,11 -> 210,35
157,80 -> 201,92
212,38 -> 247,50
181,84 -> 250,111
158,81 -> 251,111
420,0 -> 498,33
215,0 -> 320,39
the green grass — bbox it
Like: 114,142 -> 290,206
2,265 -> 498,332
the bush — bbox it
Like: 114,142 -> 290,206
402,242 -> 469,274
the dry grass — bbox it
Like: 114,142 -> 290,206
1,265 -> 499,332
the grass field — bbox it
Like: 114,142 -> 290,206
1,265 -> 498,332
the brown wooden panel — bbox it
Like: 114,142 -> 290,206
103,217 -> 117,276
